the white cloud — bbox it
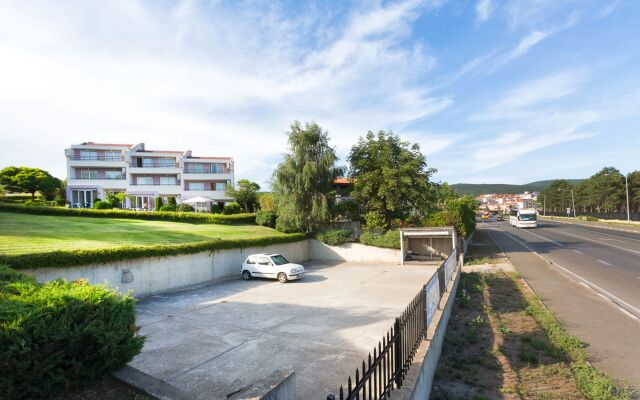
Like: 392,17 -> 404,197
509,30 -> 552,59
475,0 -> 494,22
0,0 -> 450,186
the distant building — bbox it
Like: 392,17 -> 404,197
333,178 -> 353,203
65,142 -> 235,210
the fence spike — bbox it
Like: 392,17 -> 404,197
348,376 -> 352,396
340,386 -> 344,400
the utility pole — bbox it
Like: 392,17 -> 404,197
625,173 -> 630,223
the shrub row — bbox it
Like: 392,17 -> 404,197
255,210 -> 277,228
0,233 -> 308,270
316,229 -> 353,246
0,202 -> 256,225
359,230 -> 401,249
0,265 -> 144,399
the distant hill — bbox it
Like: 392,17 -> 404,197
451,179 -> 584,196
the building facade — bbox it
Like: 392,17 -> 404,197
65,142 -> 234,210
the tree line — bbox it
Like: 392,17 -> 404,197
539,167 -> 640,214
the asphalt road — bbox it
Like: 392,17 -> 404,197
478,218 -> 640,390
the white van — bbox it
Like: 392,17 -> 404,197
509,208 -> 537,228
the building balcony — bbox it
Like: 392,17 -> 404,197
128,183 -> 182,195
181,190 -> 233,200
67,178 -> 128,189
182,171 -> 233,181
67,157 -> 127,168
129,165 -> 181,175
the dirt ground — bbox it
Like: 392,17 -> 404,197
430,272 -> 585,400
464,228 -> 508,265
50,376 -> 154,400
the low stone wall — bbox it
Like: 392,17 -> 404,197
308,239 -> 401,263
228,368 -> 296,400
23,240 -> 309,298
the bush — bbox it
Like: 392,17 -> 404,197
359,230 -> 400,249
105,194 -> 121,208
210,203 -> 221,214
333,200 -> 360,221
176,204 -> 195,213
155,197 -> 163,211
423,211 -> 449,227
92,200 -> 112,210
585,216 -> 599,222
159,205 -> 176,212
0,233 -> 308,270
168,197 -> 177,207
316,229 -> 352,246
364,211 -> 386,232
23,200 -> 47,207
223,202 -> 242,215
255,210 -> 277,228
0,203 -> 256,225
0,266 -> 144,399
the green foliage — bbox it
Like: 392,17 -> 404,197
359,230 -> 400,249
433,182 -> 458,209
226,179 -> 260,212
223,202 -> 242,215
155,197 -> 163,211
23,199 -> 47,207
0,202 -> 256,225
0,266 -> 144,399
176,203 -> 195,212
585,216 -> 599,222
210,203 -> 221,214
0,233 -> 307,270
423,196 -> 477,238
159,204 -> 177,212
0,166 -> 61,200
364,211 -> 386,232
272,121 -> 343,233
167,197 -> 177,206
316,229 -> 352,246
333,200 -> 360,221
93,200 -> 112,210
348,131 -> 436,226
258,193 -> 277,211
255,210 -> 277,228
105,193 -> 121,208
423,210 -> 449,227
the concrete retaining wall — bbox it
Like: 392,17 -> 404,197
228,368 -> 296,400
308,239 -> 401,263
23,240 -> 309,298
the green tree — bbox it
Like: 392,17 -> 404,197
539,179 -> 575,213
0,166 -> 60,199
628,171 -> 640,214
433,182 -> 458,210
258,193 -> 277,211
578,167 -> 625,213
347,131 -> 436,227
272,121 -> 343,233
155,197 -> 163,211
226,179 -> 261,212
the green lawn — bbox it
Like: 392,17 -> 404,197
0,212 -> 287,255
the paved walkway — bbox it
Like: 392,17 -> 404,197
129,261 -> 438,399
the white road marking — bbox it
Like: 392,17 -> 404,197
497,229 -> 640,321
597,259 -> 612,266
619,307 -> 640,321
545,228 -> 640,255
597,237 -> 623,242
519,228 -> 563,246
572,249 -> 584,254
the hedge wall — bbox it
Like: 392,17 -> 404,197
0,265 -> 144,399
0,233 -> 308,270
0,202 -> 256,225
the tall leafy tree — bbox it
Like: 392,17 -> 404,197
348,131 -> 436,226
539,179 -> 575,212
0,166 -> 60,199
226,179 -> 261,212
272,121 -> 342,233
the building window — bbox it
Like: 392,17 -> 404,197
189,182 -> 205,190
105,170 -> 122,180
80,170 -> 98,179
160,176 -> 176,185
104,150 -> 121,161
137,176 -> 153,185
215,182 -> 226,191
79,150 -> 97,160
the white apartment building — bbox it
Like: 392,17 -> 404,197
65,142 -> 234,210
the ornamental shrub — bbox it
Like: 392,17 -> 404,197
168,197 -> 177,206
159,205 -> 177,212
105,194 -> 121,208
210,203 -> 221,214
255,210 -> 277,228
316,229 -> 352,246
176,204 -> 195,212
223,202 -> 242,215
92,200 -> 112,210
23,200 -> 47,207
364,211 -> 386,232
0,203 -> 256,225
0,266 -> 144,399
359,230 -> 400,249
155,197 -> 163,211
333,200 -> 360,221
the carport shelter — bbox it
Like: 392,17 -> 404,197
400,227 -> 457,265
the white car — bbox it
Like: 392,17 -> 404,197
241,254 -> 305,283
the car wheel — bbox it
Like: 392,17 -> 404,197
277,272 -> 288,283
242,270 -> 252,280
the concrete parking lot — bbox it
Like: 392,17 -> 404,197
130,261 -> 438,399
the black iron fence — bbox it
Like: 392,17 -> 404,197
329,250 -> 458,400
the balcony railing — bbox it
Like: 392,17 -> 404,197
183,168 -> 231,174
131,182 -> 181,186
130,162 -> 180,168
68,155 -> 124,161
75,176 -> 125,180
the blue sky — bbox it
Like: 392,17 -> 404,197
0,0 -> 638,187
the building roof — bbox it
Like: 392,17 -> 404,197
135,150 -> 185,154
186,156 -> 234,160
80,142 -> 133,148
334,178 -> 351,184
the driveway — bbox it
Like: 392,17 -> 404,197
130,261 -> 438,399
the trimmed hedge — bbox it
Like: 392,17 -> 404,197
359,230 -> 401,249
0,265 -> 144,399
223,202 -> 242,215
0,233 -> 308,270
0,202 -> 256,225
93,200 -> 112,209
316,229 -> 352,246
159,204 -> 177,212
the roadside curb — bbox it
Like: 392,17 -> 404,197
113,365 -> 194,400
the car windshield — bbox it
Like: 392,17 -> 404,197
271,255 -> 289,265
519,214 -> 536,221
